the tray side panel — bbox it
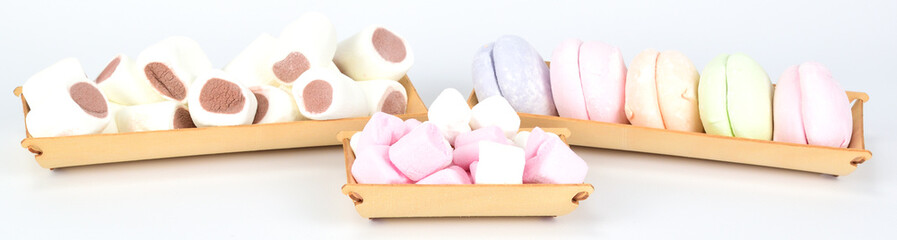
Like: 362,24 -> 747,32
17,75 -> 428,169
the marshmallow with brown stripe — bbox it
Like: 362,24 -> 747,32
22,58 -> 111,137
115,101 -> 196,133
357,80 -> 407,115
187,70 -> 258,127
263,38 -> 337,87
223,33 -> 279,87
334,25 -> 414,81
291,68 -> 370,120
249,85 -> 300,124
96,54 -> 165,105
137,36 -> 213,104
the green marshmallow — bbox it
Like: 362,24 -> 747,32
698,53 -> 773,140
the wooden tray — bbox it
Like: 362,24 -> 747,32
14,76 -> 427,169
338,128 -> 594,218
467,87 -> 871,176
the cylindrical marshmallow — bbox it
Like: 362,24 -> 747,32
249,85 -> 300,124
291,68 -> 370,120
101,102 -> 124,134
137,36 -> 213,103
279,12 -> 338,63
187,70 -> 258,127
23,58 -> 111,137
96,54 -> 165,105
223,34 -> 279,87
357,79 -> 408,115
469,96 -> 521,138
333,25 -> 414,81
263,38 -> 335,87
427,88 -> 472,143
115,101 -> 196,133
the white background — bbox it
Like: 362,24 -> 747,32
1,0 -> 896,239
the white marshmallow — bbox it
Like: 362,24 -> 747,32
136,36 -> 213,103
357,79 -> 408,115
223,34 -> 278,87
513,131 -> 531,148
475,141 -> 525,184
187,70 -> 258,127
23,58 -> 111,137
115,101 -> 196,133
349,131 -> 363,153
291,68 -> 370,120
334,25 -> 414,81
279,12 -> 338,63
470,96 -> 521,138
249,85 -> 300,124
427,88 -> 471,143
96,54 -> 165,105
101,102 -> 124,134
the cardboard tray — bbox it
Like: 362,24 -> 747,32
467,87 -> 871,176
14,76 -> 427,169
338,128 -> 594,218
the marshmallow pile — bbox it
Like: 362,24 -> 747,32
21,12 -> 415,138
350,89 -> 588,185
472,35 -> 854,148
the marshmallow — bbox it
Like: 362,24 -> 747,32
101,102 -> 124,134
223,34 -> 278,87
469,96 -> 520,138
388,122 -> 453,181
264,38 -> 335,87
291,68 -> 370,120
357,79 -> 408,115
23,58 -> 110,137
451,126 -> 508,170
471,43 -> 503,101
402,118 -> 422,137
478,35 -> 557,116
773,63 -> 852,147
624,49 -> 664,129
354,112 -> 406,151
427,88 -> 472,143
512,131 -> 531,148
96,54 -> 165,105
550,38 -> 589,120
475,141 -> 525,184
523,136 -> 588,184
469,161 -> 479,183
349,132 -> 363,153
279,12 -> 338,64
698,53 -> 773,140
416,166 -> 472,184
334,25 -> 414,81
352,145 -> 412,184
115,101 -> 196,132
579,41 -> 629,124
137,36 -> 213,103
249,85 -> 299,124
525,127 -> 560,160
187,70 -> 258,127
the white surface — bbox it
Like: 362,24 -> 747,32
1,0 -> 896,239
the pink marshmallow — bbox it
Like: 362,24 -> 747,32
523,136 -> 588,184
416,166 -> 472,184
469,161 -> 478,183
388,122 -> 453,181
451,126 -> 508,170
453,126 -> 506,147
351,145 -> 412,184
398,118 -> 422,139
524,127 -> 557,160
357,112 -> 405,150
